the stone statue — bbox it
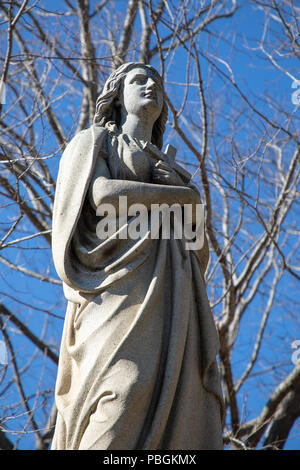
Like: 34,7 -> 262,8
51,62 -> 224,450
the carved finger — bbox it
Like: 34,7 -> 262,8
155,160 -> 171,171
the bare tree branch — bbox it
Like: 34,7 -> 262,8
245,364 -> 300,448
114,0 -> 139,68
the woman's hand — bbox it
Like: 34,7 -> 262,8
152,160 -> 185,186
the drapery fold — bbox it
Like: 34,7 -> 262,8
51,124 -> 224,450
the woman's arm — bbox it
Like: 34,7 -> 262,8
88,156 -> 200,213
91,177 -> 199,213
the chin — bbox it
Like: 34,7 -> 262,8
142,100 -> 162,115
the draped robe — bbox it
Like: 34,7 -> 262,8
51,123 -> 224,450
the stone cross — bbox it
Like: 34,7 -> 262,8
142,141 -> 191,183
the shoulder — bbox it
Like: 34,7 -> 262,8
54,126 -> 109,206
61,125 -> 108,160
68,125 -> 106,146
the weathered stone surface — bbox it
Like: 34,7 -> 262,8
51,63 -> 224,450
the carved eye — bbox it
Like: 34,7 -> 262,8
133,76 -> 147,85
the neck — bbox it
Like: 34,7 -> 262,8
119,113 -> 154,142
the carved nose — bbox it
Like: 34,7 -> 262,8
146,78 -> 156,90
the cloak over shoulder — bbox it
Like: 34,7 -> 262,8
51,124 -> 225,450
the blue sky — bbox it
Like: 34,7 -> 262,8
0,0 -> 299,450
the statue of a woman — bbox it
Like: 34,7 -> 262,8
51,62 -> 224,450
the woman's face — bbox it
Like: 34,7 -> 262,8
120,66 -> 164,121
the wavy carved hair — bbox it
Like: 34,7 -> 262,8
93,62 -> 168,150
